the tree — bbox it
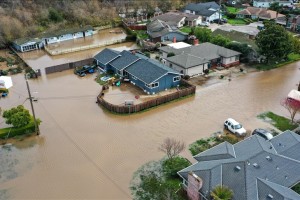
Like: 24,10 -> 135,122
281,97 -> 300,123
211,34 -> 231,47
48,8 -> 63,23
159,138 -> 185,160
194,27 -> 212,43
256,22 -> 292,63
2,105 -> 31,128
226,42 -> 252,59
157,0 -> 172,13
210,185 -> 234,200
162,156 -> 191,179
269,2 -> 283,17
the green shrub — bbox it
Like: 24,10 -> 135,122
162,156 -> 191,179
144,52 -> 150,58
227,13 -> 236,19
0,88 -> 9,93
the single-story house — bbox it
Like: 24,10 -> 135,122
13,25 -> 94,52
159,42 -> 241,76
152,12 -> 186,28
253,0 -> 293,8
94,49 -> 182,94
183,2 -> 221,22
237,7 -> 286,21
152,11 -> 203,27
147,19 -> 188,43
12,38 -> 43,52
178,130 -> 300,200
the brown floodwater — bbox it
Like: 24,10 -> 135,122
0,62 -> 300,199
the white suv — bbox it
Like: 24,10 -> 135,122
224,118 -> 246,136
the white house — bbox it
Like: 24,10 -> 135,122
253,0 -> 293,8
183,2 -> 221,22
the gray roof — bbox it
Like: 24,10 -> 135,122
109,50 -> 140,71
183,2 -> 220,17
194,141 -> 236,162
126,58 -> 180,84
257,178 -> 300,200
94,48 -> 120,65
147,19 -> 187,39
13,38 -> 41,46
152,12 -> 186,27
178,131 -> 300,200
165,53 -> 210,69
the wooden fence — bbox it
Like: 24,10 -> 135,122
97,80 -> 196,114
122,20 -> 147,30
45,58 -> 94,74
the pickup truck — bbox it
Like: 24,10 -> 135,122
74,65 -> 96,76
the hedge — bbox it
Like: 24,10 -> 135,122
0,121 -> 37,139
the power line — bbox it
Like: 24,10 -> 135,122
37,101 -> 131,198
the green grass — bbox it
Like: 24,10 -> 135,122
226,6 -> 242,14
226,18 -> 247,25
257,112 -> 298,132
180,26 -> 192,34
135,30 -> 149,40
0,120 -> 37,139
254,53 -> 300,70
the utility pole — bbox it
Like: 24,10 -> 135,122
25,74 -> 40,135
218,0 -> 222,25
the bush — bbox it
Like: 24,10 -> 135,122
183,75 -> 190,80
204,69 -> 209,75
144,52 -> 150,58
227,13 -> 236,19
162,157 -> 191,179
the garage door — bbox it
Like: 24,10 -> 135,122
187,65 -> 205,76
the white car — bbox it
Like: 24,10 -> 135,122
199,21 -> 210,27
224,118 -> 246,136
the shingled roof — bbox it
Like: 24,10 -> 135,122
94,48 -> 120,65
152,12 -> 186,27
109,50 -> 140,71
178,131 -> 300,200
183,2 -> 220,17
237,7 -> 285,20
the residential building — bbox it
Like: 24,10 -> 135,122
147,19 -> 188,43
237,7 -> 286,21
94,49 -> 182,94
253,0 -> 293,8
178,130 -> 300,200
286,15 -> 300,32
13,25 -> 94,52
159,42 -> 241,76
183,2 -> 221,22
152,11 -> 203,27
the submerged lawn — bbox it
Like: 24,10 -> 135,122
254,53 -> 300,70
257,112 -> 298,131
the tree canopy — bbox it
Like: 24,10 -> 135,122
211,185 -> 234,200
255,22 -> 292,62
194,27 -> 212,43
2,105 -> 31,128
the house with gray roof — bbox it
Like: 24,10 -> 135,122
12,38 -> 43,52
183,2 -> 221,23
94,49 -> 182,94
147,19 -> 188,43
178,130 -> 300,200
152,11 -> 203,27
159,42 -> 241,76
253,0 -> 293,8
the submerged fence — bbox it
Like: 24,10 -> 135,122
45,58 -> 94,74
97,80 -> 196,114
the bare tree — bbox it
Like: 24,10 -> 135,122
281,97 -> 300,123
159,137 -> 185,160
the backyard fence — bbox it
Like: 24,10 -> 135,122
97,80 -> 196,114
44,39 -> 126,56
122,20 -> 147,30
45,58 -> 94,74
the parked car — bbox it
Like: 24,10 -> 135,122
199,21 -> 210,27
252,128 -> 274,140
224,118 -> 246,136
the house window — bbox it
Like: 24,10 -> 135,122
173,76 -> 180,82
235,56 -> 239,61
132,75 -> 137,80
146,82 -> 159,88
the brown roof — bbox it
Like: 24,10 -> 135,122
238,7 -> 285,20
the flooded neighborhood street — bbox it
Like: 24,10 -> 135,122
0,62 -> 300,199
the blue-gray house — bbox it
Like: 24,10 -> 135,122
94,49 -> 182,94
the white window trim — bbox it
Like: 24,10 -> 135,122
132,75 -> 137,80
145,82 -> 159,88
173,76 -> 181,82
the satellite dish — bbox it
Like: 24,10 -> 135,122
232,1 -> 236,4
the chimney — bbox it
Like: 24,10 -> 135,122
173,36 -> 176,43
131,50 -> 136,55
194,39 -> 199,46
187,172 -> 203,200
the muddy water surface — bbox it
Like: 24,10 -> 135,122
0,63 -> 300,199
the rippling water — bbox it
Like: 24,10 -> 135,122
0,62 -> 299,199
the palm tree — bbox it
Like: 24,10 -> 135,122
210,185 -> 233,200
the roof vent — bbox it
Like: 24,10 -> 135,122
276,166 -> 279,170
266,156 -> 272,161
253,163 -> 259,168
235,166 -> 241,171
267,194 -> 274,199
285,175 -> 288,179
